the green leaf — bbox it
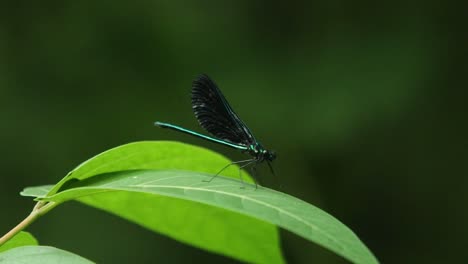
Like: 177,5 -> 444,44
0,231 -> 38,253
0,246 -> 94,263
24,141 -> 283,264
24,170 -> 378,264
21,141 -> 377,263
47,141 -> 253,196
21,186 -> 53,199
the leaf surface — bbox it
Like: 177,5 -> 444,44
48,141 -> 252,196
0,246 -> 94,264
0,231 -> 38,253
24,169 -> 377,264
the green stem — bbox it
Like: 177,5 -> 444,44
0,201 -> 56,246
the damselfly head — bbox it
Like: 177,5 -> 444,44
266,150 -> 276,161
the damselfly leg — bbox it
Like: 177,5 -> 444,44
237,160 -> 258,189
203,159 -> 254,183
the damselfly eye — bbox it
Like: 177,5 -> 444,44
268,151 -> 276,161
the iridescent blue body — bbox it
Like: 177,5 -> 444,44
154,121 -> 248,150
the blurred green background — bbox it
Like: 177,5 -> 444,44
1,1 -> 467,263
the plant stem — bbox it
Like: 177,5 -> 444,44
0,201 -> 56,246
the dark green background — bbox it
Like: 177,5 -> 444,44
1,1 -> 466,263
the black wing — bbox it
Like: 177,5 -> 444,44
191,74 -> 256,147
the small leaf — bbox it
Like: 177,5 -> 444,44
0,246 -> 94,263
0,231 -> 38,253
21,186 -> 53,199
25,170 -> 378,264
